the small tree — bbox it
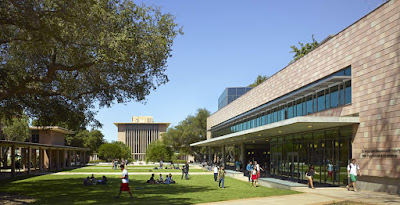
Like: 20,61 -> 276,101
290,35 -> 319,63
248,75 -> 268,87
145,140 -> 173,163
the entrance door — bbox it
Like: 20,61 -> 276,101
287,152 -> 299,180
270,152 -> 282,177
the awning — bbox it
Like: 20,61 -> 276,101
191,116 -> 359,147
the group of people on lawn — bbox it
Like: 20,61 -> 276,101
245,161 -> 263,187
147,173 -> 176,184
83,174 -> 108,185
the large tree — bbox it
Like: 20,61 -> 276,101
98,141 -> 131,162
65,129 -> 105,154
0,0 -> 182,128
162,108 -> 210,161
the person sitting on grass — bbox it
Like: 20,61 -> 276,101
147,174 -> 156,184
83,177 -> 91,185
164,175 -> 171,184
97,176 -> 107,185
90,174 -> 96,184
169,174 -> 176,184
158,174 -> 164,183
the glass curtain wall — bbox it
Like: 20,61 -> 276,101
269,126 -> 352,186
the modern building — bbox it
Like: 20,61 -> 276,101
115,116 -> 170,161
218,87 -> 253,110
192,0 -> 400,194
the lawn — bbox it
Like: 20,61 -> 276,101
0,173 -> 298,204
64,165 -> 205,173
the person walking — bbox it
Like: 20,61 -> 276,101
114,165 -> 133,199
306,164 -> 319,189
251,166 -> 258,187
246,161 -> 253,183
213,164 -> 219,182
254,161 -> 263,178
218,166 -> 226,189
347,159 -> 362,192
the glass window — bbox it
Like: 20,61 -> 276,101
339,84 -> 344,106
344,67 -> 351,76
313,94 -> 317,112
296,99 -> 302,116
330,85 -> 339,108
345,81 -> 352,104
237,88 -> 246,95
288,103 -> 294,119
228,95 -> 235,103
317,90 -> 325,112
325,89 -> 330,109
273,110 -> 278,122
228,88 -> 236,95
306,95 -> 313,115
267,113 -> 271,124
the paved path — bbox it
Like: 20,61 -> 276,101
198,187 -> 400,205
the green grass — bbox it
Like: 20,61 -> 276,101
0,173 -> 297,204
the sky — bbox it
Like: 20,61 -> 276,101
96,0 -> 385,142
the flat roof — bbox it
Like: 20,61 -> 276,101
0,140 -> 89,150
192,116 -> 359,147
30,126 -> 74,134
114,122 -> 171,128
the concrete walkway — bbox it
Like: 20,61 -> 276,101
198,187 -> 400,205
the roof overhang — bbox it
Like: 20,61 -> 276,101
191,116 -> 359,147
29,126 -> 74,134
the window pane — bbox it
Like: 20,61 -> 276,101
228,88 -> 236,95
288,103 -> 294,119
345,81 -> 352,104
317,91 -> 325,112
330,85 -> 339,108
296,100 -> 302,116
306,95 -> 313,114
325,89 -> 330,109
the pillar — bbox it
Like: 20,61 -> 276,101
221,145 -> 225,167
240,142 -> 246,172
208,147 -> 212,164
67,150 -> 71,167
74,150 -> 78,166
21,147 -> 26,170
56,149 -> 60,170
39,147 -> 43,172
27,147 -> 31,174
11,145 -> 16,177
62,150 -> 66,169
83,151 -> 86,166
48,148 -> 52,171
33,148 -> 37,171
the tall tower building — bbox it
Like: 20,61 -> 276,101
114,116 -> 170,160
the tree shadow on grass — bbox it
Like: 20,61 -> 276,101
0,176 -> 213,205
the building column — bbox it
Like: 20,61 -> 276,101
21,147 -> 25,170
83,151 -> 86,166
221,145 -> 225,167
11,145 -> 16,177
56,149 -> 60,170
67,150 -> 71,167
240,142 -> 246,172
33,148 -> 37,171
208,147 -> 212,164
27,147 -> 31,175
61,150 -> 66,169
48,148 -> 52,171
39,147 -> 43,172
74,150 -> 78,166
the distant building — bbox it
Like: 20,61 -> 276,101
218,87 -> 252,110
115,116 -> 170,161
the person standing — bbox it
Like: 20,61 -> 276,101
213,165 -> 219,182
181,164 -> 185,179
218,166 -> 226,189
160,160 -> 163,169
255,161 -> 263,178
114,165 -> 133,199
251,166 -> 258,187
347,159 -> 362,192
184,163 -> 189,180
246,161 -> 253,183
